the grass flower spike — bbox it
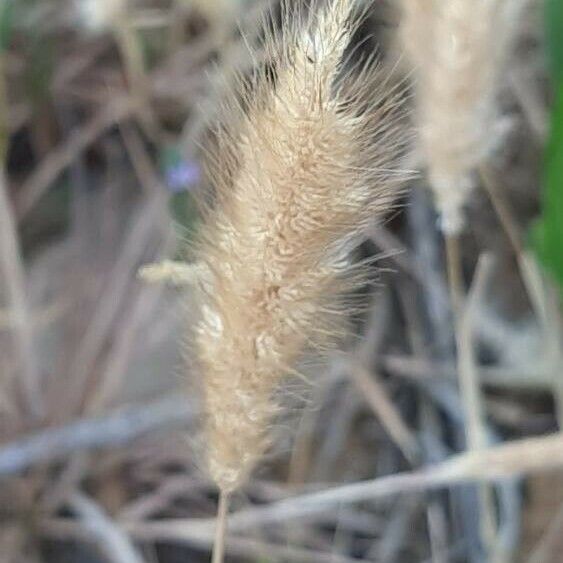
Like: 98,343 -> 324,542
194,0 -> 406,494
401,0 -> 521,234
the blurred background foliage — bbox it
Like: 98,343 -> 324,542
0,1 -> 562,562
533,0 -> 563,288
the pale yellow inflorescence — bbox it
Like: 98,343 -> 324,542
400,0 -> 522,234
194,0 -> 406,493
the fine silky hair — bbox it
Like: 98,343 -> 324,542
400,0 -> 523,234
194,0 -> 407,494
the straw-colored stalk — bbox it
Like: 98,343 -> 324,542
400,0 -> 522,235
193,0 -> 407,499
0,55 -> 42,421
186,0 -> 246,45
76,0 -> 157,137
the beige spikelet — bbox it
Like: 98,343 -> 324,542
400,0 -> 523,234
194,0 -> 407,493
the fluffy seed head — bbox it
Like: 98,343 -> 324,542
194,0 -> 407,493
76,0 -> 126,31
400,0 -> 522,234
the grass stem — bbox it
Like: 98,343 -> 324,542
445,233 -> 464,317
0,54 -> 42,421
114,16 -> 159,140
212,491 -> 230,563
445,236 -> 499,558
479,164 -> 523,257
